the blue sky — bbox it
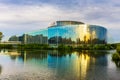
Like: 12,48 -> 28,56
0,0 -> 119,43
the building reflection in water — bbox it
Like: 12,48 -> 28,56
17,50 -> 48,63
3,49 -> 109,80
47,50 -> 108,80
4,50 -> 48,65
74,52 -> 92,79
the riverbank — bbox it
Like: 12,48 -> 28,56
0,44 -> 116,50
0,49 -> 119,80
0,72 -> 55,80
16,43 -> 116,51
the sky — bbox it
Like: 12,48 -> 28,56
0,0 -> 119,43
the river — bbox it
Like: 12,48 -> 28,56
0,49 -> 119,80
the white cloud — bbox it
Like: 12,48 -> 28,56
0,4 -> 59,22
0,2 -> 119,42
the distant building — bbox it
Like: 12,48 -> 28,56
9,35 -> 19,41
9,21 -> 107,46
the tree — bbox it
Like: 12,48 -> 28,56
0,32 -> 3,42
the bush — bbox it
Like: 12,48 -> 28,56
17,44 -> 49,49
0,44 -> 13,49
112,53 -> 120,61
117,45 -> 120,53
112,52 -> 120,68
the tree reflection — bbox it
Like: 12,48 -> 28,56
114,61 -> 120,67
48,50 -> 72,57
17,50 -> 48,62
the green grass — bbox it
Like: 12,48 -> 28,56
0,43 -> 117,50
116,44 -> 120,53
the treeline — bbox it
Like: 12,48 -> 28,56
0,44 -> 13,49
17,44 -> 116,50
0,43 -> 117,50
17,44 -> 49,50
58,44 -> 116,50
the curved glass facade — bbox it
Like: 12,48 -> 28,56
9,21 -> 107,45
48,24 -> 107,45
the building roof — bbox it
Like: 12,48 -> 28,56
49,21 -> 84,27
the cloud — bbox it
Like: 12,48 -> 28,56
0,0 -> 119,43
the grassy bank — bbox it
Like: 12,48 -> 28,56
16,44 -> 116,50
0,43 -> 116,50
116,43 -> 120,53
0,44 -> 13,49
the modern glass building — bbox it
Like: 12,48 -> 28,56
9,21 -> 107,46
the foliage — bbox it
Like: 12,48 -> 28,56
0,44 -> 13,49
112,52 -> 120,68
18,44 -> 49,50
58,44 -> 73,51
116,44 -> 120,53
112,53 -> 120,61
0,43 -> 115,50
75,44 -> 115,50
0,32 -> 3,41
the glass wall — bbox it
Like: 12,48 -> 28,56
23,29 -> 48,44
48,24 -> 107,46
9,21 -> 107,45
48,25 -> 77,46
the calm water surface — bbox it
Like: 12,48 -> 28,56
0,49 -> 120,80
